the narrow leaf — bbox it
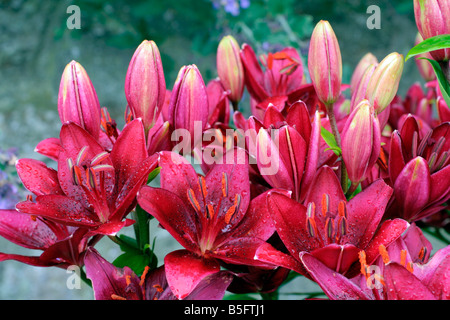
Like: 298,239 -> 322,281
419,57 -> 450,108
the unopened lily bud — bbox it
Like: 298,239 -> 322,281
342,100 -> 381,186
217,35 -> 245,105
125,40 -> 166,133
58,60 -> 101,139
350,53 -> 378,94
414,0 -> 450,61
365,52 -> 404,114
308,20 -> 342,107
168,65 -> 209,149
414,33 -> 437,82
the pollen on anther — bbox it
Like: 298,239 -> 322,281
221,173 -> 228,198
187,188 -> 201,213
321,193 -> 330,217
379,244 -> 390,264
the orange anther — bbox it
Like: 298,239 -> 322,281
358,251 -> 367,277
187,188 -> 201,213
111,294 -> 127,300
221,173 -> 228,198
400,249 -> 407,268
321,194 -> 330,217
153,284 -> 164,293
379,245 -> 390,264
418,247 -> 427,262
206,204 -> 215,219
140,266 -> 150,287
199,176 -> 207,198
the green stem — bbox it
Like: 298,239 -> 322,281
326,103 -> 349,193
133,204 -> 150,251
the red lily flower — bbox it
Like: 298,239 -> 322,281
255,166 -> 409,278
84,248 -> 233,300
240,44 -> 309,119
300,224 -> 450,300
136,150 -> 276,299
243,101 -> 321,202
15,119 -> 158,236
0,209 -> 95,268
387,115 -> 450,221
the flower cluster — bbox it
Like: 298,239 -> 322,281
0,1 -> 449,300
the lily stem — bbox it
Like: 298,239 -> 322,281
326,103 -> 349,193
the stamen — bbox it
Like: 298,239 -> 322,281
26,194 -> 33,202
91,151 -> 110,166
411,131 -> 418,158
418,246 -> 427,262
406,262 -> 414,273
125,275 -> 132,286
224,194 -> 241,224
153,284 -> 164,293
428,152 -> 437,170
325,216 -> 334,240
76,146 -> 89,166
140,266 -> 150,287
379,244 -> 390,264
358,251 -> 368,277
221,172 -> 228,198
433,151 -> 448,172
87,167 -> 97,190
198,176 -> 207,198
432,136 -> 446,155
338,200 -> 347,218
400,249 -> 407,267
187,188 -> 201,213
206,204 -> 215,219
417,130 -> 432,156
306,202 -> 317,238
91,164 -> 114,173
338,216 -> 348,237
111,294 -> 127,300
321,194 -> 330,217
71,165 -> 82,186
30,215 -> 37,221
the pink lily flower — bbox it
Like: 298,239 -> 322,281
15,119 -> 158,236
84,248 -> 233,300
0,209 -> 96,268
255,166 -> 409,278
136,150 -> 276,299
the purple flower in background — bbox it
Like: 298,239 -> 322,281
0,148 -> 25,209
211,0 -> 250,16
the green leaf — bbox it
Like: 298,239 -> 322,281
405,34 -> 450,61
321,126 -> 341,156
147,167 -> 161,184
113,251 -> 150,275
418,57 -> 450,108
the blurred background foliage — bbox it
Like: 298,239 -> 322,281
0,0 -> 434,299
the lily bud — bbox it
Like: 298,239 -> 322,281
217,35 -> 245,105
168,65 -> 209,149
58,60 -> 101,139
365,52 -> 404,114
125,40 -> 166,133
350,53 -> 378,94
341,100 -> 381,186
308,20 -> 342,107
414,0 -> 450,61
414,33 -> 437,82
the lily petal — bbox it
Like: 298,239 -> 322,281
164,249 -> 220,299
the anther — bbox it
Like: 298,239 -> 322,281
206,204 -> 215,219
325,216 -> 334,240
411,131 -> 418,158
418,246 -> 427,262
140,266 -> 150,287
111,294 -> 127,300
306,202 -> 317,238
198,176 -> 208,198
91,151 -> 110,166
76,146 -> 89,166
321,194 -> 330,217
224,194 -> 241,224
87,167 -> 97,190
221,172 -> 228,198
152,284 -> 164,293
379,244 -> 390,264
187,188 -> 201,213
